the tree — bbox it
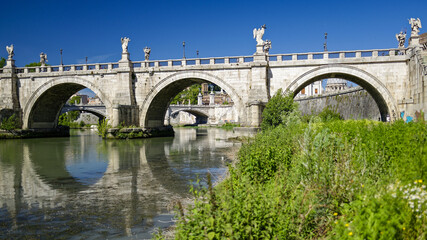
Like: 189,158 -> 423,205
261,89 -> 297,130
25,62 -> 44,67
170,84 -> 201,105
0,57 -> 5,68
0,114 -> 19,131
68,96 -> 81,105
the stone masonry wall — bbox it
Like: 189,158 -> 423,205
296,88 -> 381,120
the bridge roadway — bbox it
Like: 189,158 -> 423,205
1,34 -> 426,129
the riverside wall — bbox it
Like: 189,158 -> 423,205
295,88 -> 381,120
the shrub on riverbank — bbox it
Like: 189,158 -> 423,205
169,117 -> 426,239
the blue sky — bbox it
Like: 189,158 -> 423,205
1,0 -> 426,68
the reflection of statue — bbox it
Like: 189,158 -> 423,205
121,37 -> 131,53
264,40 -> 272,53
40,52 -> 48,65
395,31 -> 406,48
144,46 -> 151,61
6,44 -> 14,59
409,18 -> 422,37
253,25 -> 266,45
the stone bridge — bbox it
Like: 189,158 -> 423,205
60,104 -> 107,119
1,28 -> 426,129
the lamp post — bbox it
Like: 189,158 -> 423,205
85,56 -> 88,64
182,41 -> 186,59
197,50 -> 199,58
323,33 -> 328,52
60,49 -> 63,65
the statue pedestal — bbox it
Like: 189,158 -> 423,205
5,59 -> 15,68
255,44 -> 264,54
119,53 -> 131,68
409,36 -> 421,47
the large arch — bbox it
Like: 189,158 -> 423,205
286,65 -> 398,121
23,76 -> 112,129
140,71 -> 243,128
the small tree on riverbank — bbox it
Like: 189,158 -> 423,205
261,89 -> 297,130
0,114 -> 19,131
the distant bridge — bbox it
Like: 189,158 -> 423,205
1,30 -> 426,129
60,104 -> 236,125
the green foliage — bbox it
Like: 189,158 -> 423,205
261,89 -> 297,130
219,123 -> 240,131
317,106 -> 343,122
171,118 -> 427,239
0,114 -> 19,131
96,119 -> 111,138
58,111 -> 80,128
170,84 -> 201,105
68,95 -> 81,105
0,57 -> 6,68
25,62 -> 50,67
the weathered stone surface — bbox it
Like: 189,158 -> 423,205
296,88 -> 381,120
0,46 -> 425,130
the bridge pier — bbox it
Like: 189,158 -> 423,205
0,61 -> 22,127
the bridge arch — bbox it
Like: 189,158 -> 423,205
140,71 -> 243,128
23,76 -> 112,129
286,65 -> 398,121
170,109 -> 209,125
61,105 -> 107,120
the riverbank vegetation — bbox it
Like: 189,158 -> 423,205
162,90 -> 426,239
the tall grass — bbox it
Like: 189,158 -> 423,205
166,117 -> 426,239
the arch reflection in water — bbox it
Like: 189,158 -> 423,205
0,128 -> 249,239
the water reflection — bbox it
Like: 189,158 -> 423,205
0,128 -> 251,239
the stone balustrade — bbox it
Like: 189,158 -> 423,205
4,48 -> 406,75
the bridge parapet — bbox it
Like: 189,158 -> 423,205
1,48 -> 407,78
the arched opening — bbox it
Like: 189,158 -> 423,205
23,77 -> 111,129
170,110 -> 209,125
140,72 -> 242,128
287,65 -> 398,122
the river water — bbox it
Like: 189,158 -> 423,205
0,128 -> 251,239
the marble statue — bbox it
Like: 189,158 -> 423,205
409,18 -> 422,37
253,25 -> 266,45
395,31 -> 406,48
264,40 -> 272,53
40,52 -> 48,65
144,46 -> 151,61
121,37 -> 131,53
6,44 -> 14,59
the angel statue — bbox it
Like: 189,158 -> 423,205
253,25 -> 266,45
121,37 -> 131,53
40,52 -> 48,65
6,44 -> 14,59
144,46 -> 151,61
409,18 -> 422,37
395,31 -> 406,48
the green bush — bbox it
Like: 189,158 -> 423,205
97,119 -> 111,138
261,89 -> 297,130
169,117 -> 427,239
0,114 -> 19,131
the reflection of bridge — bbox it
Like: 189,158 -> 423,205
0,129 -> 247,237
1,28 -> 426,129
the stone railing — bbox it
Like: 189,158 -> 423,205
2,48 -> 405,74
268,48 -> 404,62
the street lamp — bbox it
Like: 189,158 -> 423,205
323,33 -> 328,52
197,50 -> 199,58
182,41 -> 186,59
60,49 -> 63,65
85,56 -> 88,64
